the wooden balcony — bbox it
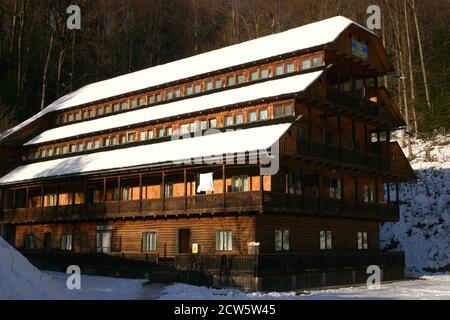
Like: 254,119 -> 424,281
296,140 -> 402,175
326,87 -> 379,119
1,191 -> 399,224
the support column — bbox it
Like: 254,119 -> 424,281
183,169 -> 187,211
337,115 -> 342,161
161,171 -> 165,212
117,176 -> 121,214
139,173 -> 143,214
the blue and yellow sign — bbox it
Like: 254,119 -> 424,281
352,40 -> 369,61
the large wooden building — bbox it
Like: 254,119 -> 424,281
0,16 -> 415,290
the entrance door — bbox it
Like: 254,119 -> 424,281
178,229 -> 191,254
44,232 -> 52,252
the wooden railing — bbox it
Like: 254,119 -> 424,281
327,87 -> 379,118
297,140 -> 393,172
175,251 -> 405,276
1,191 -> 399,223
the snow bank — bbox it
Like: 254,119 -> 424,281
0,236 -> 70,300
381,135 -> 450,275
159,275 -> 450,300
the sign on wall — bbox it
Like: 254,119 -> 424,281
352,40 -> 369,61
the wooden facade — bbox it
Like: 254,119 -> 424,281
0,17 -> 414,287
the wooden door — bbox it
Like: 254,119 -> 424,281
178,229 -> 191,254
44,232 -> 52,252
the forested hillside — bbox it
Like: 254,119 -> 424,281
0,0 -> 448,134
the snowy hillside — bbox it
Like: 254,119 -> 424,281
0,236 -> 70,300
381,135 -> 450,275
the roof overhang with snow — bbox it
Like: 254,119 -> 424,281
24,71 -> 322,146
0,123 -> 291,185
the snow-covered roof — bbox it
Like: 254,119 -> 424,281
25,71 -> 322,145
0,123 -> 291,185
1,16 -> 373,140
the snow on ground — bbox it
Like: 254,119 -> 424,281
381,134 -> 450,276
159,275 -> 450,300
44,271 -> 145,300
0,236 -> 69,300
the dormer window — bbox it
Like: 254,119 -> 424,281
260,69 -> 270,79
301,59 -> 311,70
285,62 -> 295,73
205,81 -> 213,91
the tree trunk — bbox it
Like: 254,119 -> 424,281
409,0 -> 432,112
404,1 -> 418,134
41,28 -> 55,110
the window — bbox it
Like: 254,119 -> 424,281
86,142 -> 93,150
189,122 -> 197,133
235,113 -> 244,125
200,121 -> 208,130
89,110 -> 96,118
174,89 -> 181,98
148,95 -> 156,105
120,135 -> 127,144
127,133 -> 136,142
121,186 -> 132,201
83,110 -> 89,119
78,143 -> 85,152
157,128 -> 165,138
248,111 -> 257,123
205,80 -> 213,91
285,62 -> 295,73
180,124 -> 189,135
166,127 -> 173,136
113,103 -> 120,112
147,130 -> 154,139
185,86 -> 193,96
312,56 -> 323,68
155,93 -> 162,103
140,132 -> 147,141
225,116 -> 234,127
75,112 -> 81,121
130,99 -> 138,108
41,149 -> 47,158
275,65 -> 284,76
320,231 -> 333,250
94,140 -> 101,149
301,59 -> 311,70
288,173 -> 302,195
62,146 -> 69,154
323,177 -> 341,199
209,119 -> 217,129
194,84 -> 201,94
274,106 -> 283,119
227,76 -> 235,86
96,225 -> 112,253
121,102 -> 128,110
55,147 -> 61,155
250,71 -> 259,81
260,69 -> 269,79
24,234 -> 36,250
274,104 -> 294,119
275,230 -> 290,251
165,182 -> 174,198
48,148 -> 54,157
70,144 -> 77,153
237,74 -> 245,84
259,109 -> 269,121
363,185 -> 376,203
97,107 -> 104,116
231,175 -> 249,192
68,114 -> 74,122
142,232 -> 157,251
216,230 -> 233,251
45,193 -> 57,207
105,105 -> 112,114
138,97 -> 145,106
166,91 -> 174,100
215,79 -> 223,89
357,232 -> 368,250
61,234 -> 73,251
